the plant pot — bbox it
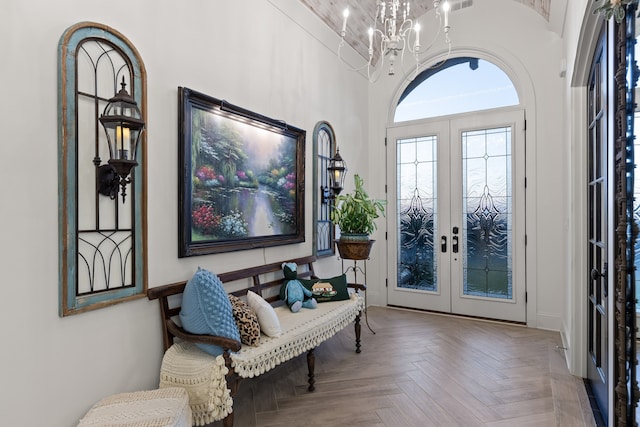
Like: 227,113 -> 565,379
335,239 -> 375,260
338,233 -> 370,242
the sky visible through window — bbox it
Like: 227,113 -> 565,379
395,59 -> 519,122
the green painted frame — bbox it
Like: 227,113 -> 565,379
58,22 -> 147,316
312,121 -> 336,257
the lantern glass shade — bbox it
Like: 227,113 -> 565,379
328,149 -> 347,195
99,77 -> 145,179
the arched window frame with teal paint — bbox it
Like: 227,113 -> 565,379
58,22 -> 147,316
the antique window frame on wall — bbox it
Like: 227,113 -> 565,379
313,121 -> 337,257
58,22 -> 148,316
178,87 -> 305,257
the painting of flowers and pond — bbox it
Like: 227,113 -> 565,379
178,87 -> 305,256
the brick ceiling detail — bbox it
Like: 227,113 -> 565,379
299,0 -> 551,62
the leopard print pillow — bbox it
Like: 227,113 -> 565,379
228,294 -> 261,346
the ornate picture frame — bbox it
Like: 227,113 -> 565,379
178,87 -> 305,257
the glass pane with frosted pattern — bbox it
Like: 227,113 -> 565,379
397,136 -> 438,291
462,127 -> 513,299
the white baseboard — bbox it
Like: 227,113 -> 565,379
535,312 -> 562,332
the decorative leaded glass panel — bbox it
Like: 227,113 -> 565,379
397,136 -> 437,291
462,127 -> 512,299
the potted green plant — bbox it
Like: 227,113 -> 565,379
593,0 -> 632,23
330,174 -> 386,259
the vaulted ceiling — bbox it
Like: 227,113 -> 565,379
298,0 -> 553,61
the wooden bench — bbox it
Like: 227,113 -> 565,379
147,255 -> 365,426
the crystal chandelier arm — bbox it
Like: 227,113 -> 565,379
364,32 -> 387,83
414,12 -> 449,59
375,28 -> 387,63
400,20 -> 452,83
367,65 -> 384,83
400,19 -> 417,55
382,16 -> 391,39
378,1 -> 385,24
413,41 -> 453,80
399,18 -> 414,39
395,35 -> 424,82
337,38 -> 376,73
398,35 -> 409,64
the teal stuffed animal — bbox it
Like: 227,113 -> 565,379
280,263 -> 317,313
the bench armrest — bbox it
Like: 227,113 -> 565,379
166,319 -> 242,352
347,283 -> 367,292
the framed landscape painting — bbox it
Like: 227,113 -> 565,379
178,87 -> 305,256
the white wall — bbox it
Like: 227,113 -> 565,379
0,1 -> 368,426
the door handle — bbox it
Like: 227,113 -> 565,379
590,268 -> 604,281
590,262 -> 608,297
452,226 -> 459,253
441,236 -> 447,253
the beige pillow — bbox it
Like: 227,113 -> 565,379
246,290 -> 282,337
228,294 -> 260,346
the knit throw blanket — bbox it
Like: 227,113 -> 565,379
159,293 -> 364,425
159,343 -> 232,426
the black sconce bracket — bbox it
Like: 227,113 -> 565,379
97,164 -> 118,200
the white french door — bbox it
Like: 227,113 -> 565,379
386,109 -> 526,323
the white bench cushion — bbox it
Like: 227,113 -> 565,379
231,293 -> 364,377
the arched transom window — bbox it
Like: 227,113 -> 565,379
395,57 -> 519,123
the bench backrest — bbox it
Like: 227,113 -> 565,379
147,255 -> 317,350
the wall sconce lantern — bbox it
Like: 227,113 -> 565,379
98,76 -> 145,202
323,148 -> 347,204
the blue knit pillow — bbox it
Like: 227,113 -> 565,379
179,267 -> 240,356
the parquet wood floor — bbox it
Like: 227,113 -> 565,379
209,306 -> 596,427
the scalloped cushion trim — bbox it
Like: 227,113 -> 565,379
231,293 -> 364,377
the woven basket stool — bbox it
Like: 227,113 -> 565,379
77,387 -> 192,427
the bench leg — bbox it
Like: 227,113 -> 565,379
222,351 -> 241,426
307,348 -> 316,392
355,312 -> 362,353
223,412 -> 234,427
222,370 -> 242,426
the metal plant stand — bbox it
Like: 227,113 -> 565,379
341,257 -> 375,334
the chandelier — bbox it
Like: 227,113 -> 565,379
339,1 -> 452,82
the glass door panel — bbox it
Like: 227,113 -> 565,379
450,111 -> 525,321
388,121 -> 451,314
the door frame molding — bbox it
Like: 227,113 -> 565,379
386,47 -> 539,328
385,108 -> 527,323
569,9 -> 617,425
568,4 -> 607,382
